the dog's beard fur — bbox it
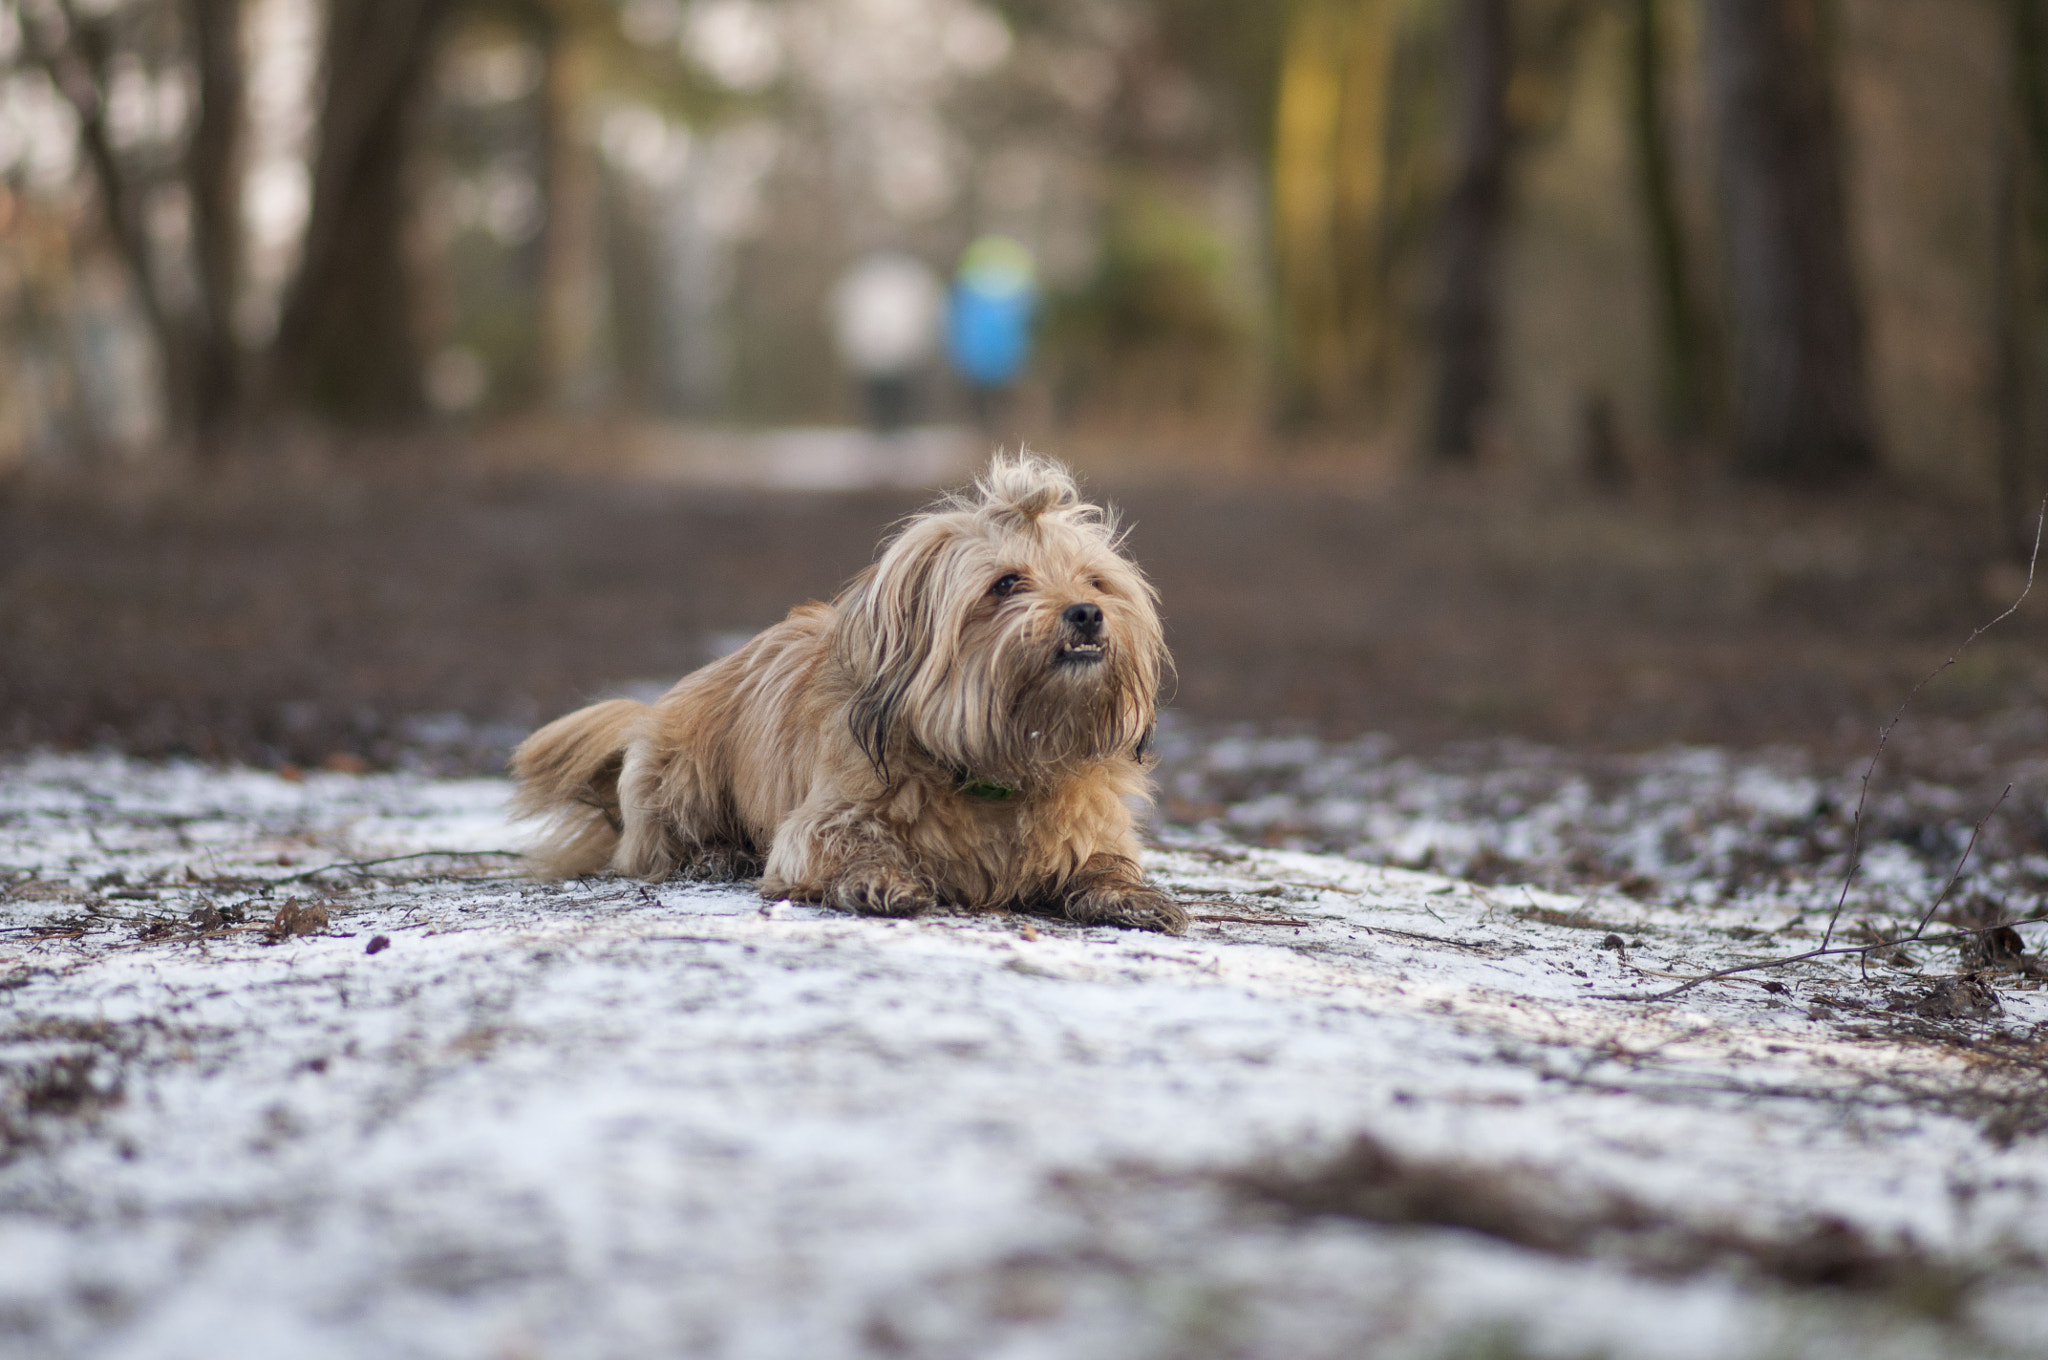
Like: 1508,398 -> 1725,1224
511,452 -> 1186,933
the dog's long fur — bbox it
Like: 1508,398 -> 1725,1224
510,452 -> 1186,933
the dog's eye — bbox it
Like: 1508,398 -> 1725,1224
990,573 -> 1024,598
1089,576 -> 1108,592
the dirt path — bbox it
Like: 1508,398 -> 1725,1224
4,459 -> 2041,775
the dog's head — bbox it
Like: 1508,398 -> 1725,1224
836,451 -> 1166,785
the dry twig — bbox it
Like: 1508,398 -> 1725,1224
1603,508 -> 2048,1006
270,849 -> 522,886
1911,787 -> 2010,937
1593,910 -> 2048,1004
1819,502 -> 2042,950
1189,913 -> 1312,927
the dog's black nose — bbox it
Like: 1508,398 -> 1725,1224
1062,602 -> 1104,639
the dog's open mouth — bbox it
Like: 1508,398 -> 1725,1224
1058,642 -> 1105,665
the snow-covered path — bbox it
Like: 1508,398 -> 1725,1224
2,755 -> 2046,1360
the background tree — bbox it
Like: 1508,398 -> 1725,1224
1429,0 -> 1509,463
266,0 -> 453,421
1269,0 -> 1397,424
16,0 -> 245,445
1626,0 -> 1713,444
1702,0 -> 1873,481
185,0 -> 242,435
1998,0 -> 2048,556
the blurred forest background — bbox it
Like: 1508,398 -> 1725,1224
7,0 -> 2048,512
5,0 -> 2048,777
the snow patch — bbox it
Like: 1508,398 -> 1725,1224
2,755 -> 2045,1358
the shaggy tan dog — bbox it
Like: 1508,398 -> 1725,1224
510,452 -> 1186,934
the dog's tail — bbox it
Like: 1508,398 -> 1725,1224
509,698 -> 646,878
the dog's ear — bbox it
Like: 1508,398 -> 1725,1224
835,526 -> 949,782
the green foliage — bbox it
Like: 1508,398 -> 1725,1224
1068,184 -> 1239,348
1042,177 -> 1253,418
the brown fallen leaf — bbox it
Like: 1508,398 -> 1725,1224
1886,974 -> 2003,1022
267,899 -> 329,941
1960,924 -> 2027,971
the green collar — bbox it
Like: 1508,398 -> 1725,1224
960,777 -> 1020,802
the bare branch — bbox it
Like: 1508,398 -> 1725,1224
1819,499 -> 2044,949
1911,785 -> 2010,938
1189,913 -> 1312,927
14,0 -> 181,364
268,849 -> 524,886
1594,910 -> 2048,1005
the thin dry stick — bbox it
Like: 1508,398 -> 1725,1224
1607,790 -> 2011,1003
1189,913 -> 1312,927
1911,785 -> 2010,937
1592,910 -> 2048,1004
1364,923 -> 1496,952
1819,500 -> 2044,950
270,849 -> 523,885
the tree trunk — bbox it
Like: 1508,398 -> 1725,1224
1702,0 -> 1874,481
1429,0 -> 1510,464
1626,0 -> 1713,442
538,30 -> 604,410
267,0 -> 449,422
1272,0 -> 1397,424
185,0 -> 245,442
21,0 -> 196,434
1272,2 -> 1347,420
1999,0 -> 2048,558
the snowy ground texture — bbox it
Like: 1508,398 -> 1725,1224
5,752 -> 2048,1360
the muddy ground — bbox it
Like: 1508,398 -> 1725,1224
4,445 -> 2043,780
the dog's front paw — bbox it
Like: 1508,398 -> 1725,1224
826,869 -> 936,918
1064,882 -> 1188,935
680,846 -> 765,883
